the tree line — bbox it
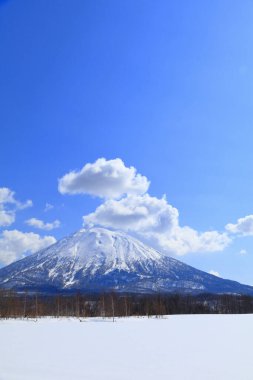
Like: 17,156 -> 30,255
1,289 -> 253,319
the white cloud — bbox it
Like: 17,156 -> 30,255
16,199 -> 33,210
0,187 -> 33,227
56,157 -> 231,256
58,158 -> 150,199
0,230 -> 56,266
0,188 -> 16,204
44,203 -> 54,212
239,249 -> 248,255
0,209 -> 15,227
25,218 -> 60,231
83,193 -> 230,255
209,270 -> 221,277
226,215 -> 253,236
148,226 -> 230,256
84,194 -> 178,233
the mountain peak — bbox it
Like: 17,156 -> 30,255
44,226 -> 163,272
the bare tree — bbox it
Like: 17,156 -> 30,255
111,293 -> 115,322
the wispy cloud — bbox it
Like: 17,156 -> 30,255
26,218 -> 60,231
44,203 -> 54,212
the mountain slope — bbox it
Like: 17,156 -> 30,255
0,227 -> 252,295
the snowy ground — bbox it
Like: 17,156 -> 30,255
1,315 -> 253,380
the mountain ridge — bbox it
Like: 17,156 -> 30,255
0,227 -> 253,295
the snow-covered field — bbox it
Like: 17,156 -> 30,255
1,315 -> 252,380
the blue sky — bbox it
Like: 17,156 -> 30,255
1,0 -> 253,284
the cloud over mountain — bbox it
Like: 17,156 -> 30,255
0,159 -> 234,266
84,193 -> 230,255
79,158 -> 231,255
58,158 -> 149,199
209,270 -> 221,277
84,194 -> 178,233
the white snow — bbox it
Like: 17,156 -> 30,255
36,227 -> 167,280
1,314 -> 253,380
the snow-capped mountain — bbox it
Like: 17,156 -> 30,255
0,227 -> 253,295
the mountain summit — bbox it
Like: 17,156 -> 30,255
0,227 -> 252,295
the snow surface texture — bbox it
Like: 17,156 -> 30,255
1,227 -> 253,294
1,315 -> 253,380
